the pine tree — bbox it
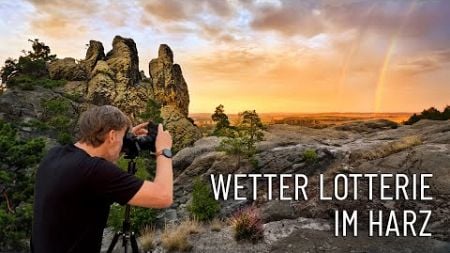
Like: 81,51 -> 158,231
238,110 -> 265,152
211,104 -> 232,136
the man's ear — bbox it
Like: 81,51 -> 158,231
107,130 -> 116,143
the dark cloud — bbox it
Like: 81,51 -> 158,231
249,1 -> 325,36
204,0 -> 233,17
138,0 -> 237,42
139,0 -> 233,22
196,22 -> 238,43
395,50 -> 450,75
141,0 -> 189,22
248,0 -> 450,45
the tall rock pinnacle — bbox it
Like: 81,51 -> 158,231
82,40 -> 105,74
105,35 -> 141,87
149,44 -> 190,117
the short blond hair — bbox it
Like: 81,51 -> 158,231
78,105 -> 131,147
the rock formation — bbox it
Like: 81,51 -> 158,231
161,105 -> 202,152
60,36 -> 199,150
47,57 -> 87,81
105,35 -> 141,87
149,44 -> 190,117
87,60 -> 116,105
1,35 -> 201,152
81,40 -> 105,74
85,36 -> 149,122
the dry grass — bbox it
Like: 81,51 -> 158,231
139,226 -> 155,252
210,218 -> 223,232
351,135 -> 422,161
161,219 -> 201,252
390,135 -> 422,150
179,219 -> 201,235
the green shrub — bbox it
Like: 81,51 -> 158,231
211,104 -> 234,137
16,57 -> 47,78
108,156 -> 157,233
57,132 -> 72,145
404,106 -> 450,125
249,156 -> 259,169
213,126 -> 237,137
35,78 -> 66,89
1,38 -> 56,84
41,97 -> 71,117
404,113 -> 421,125
187,177 -> 220,221
116,156 -> 154,180
107,204 -> 157,233
64,91 -> 84,102
7,75 -> 34,90
0,120 -> 45,251
443,105 -> 450,119
217,137 -> 246,156
48,115 -> 71,131
229,207 -> 263,242
303,148 -> 318,163
8,75 -> 66,90
39,98 -> 77,145
1,58 -> 17,82
138,99 -> 163,124
26,119 -> 49,131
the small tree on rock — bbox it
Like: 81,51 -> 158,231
211,104 -> 235,137
187,177 -> 220,221
237,110 -> 265,152
217,109 -> 265,170
1,38 -> 57,85
23,39 -> 56,62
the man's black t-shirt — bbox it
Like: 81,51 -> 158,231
31,144 -> 144,253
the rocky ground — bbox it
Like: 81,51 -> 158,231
2,34 -> 447,252
103,119 -> 450,252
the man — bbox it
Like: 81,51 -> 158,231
31,105 -> 173,252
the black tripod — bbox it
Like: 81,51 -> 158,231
107,159 -> 140,253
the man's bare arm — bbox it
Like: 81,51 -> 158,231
128,155 -> 173,208
127,123 -> 173,208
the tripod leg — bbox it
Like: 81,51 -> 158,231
107,231 -> 121,253
130,232 -> 140,253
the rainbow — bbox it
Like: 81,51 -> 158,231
374,1 -> 418,112
336,3 -> 376,110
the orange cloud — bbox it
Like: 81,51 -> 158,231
31,14 -> 88,39
2,0 -> 447,113
181,43 -> 385,113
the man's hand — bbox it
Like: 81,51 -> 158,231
156,123 -> 172,152
128,123 -> 174,209
131,122 -> 149,136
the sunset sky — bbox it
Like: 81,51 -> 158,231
0,0 -> 449,114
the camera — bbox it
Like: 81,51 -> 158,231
121,121 -> 158,159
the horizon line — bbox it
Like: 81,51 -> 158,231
188,111 -> 418,115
